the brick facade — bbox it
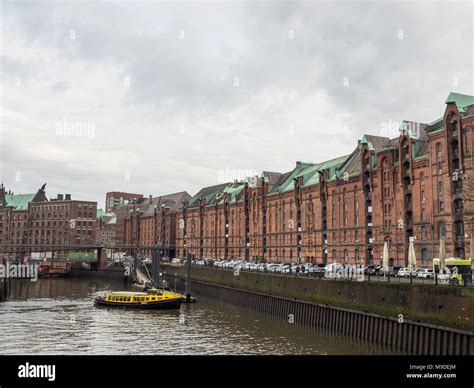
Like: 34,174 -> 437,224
123,192 -> 190,258
0,184 -> 97,259
176,93 -> 474,267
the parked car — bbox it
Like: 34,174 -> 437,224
324,263 -> 345,278
364,265 -> 376,275
309,264 -> 326,276
171,258 -> 181,264
291,265 -> 308,275
389,266 -> 402,276
275,265 -> 285,274
397,267 -> 419,277
417,269 -> 434,279
267,264 -> 281,273
397,267 -> 410,277
247,263 -> 258,272
370,265 -> 383,275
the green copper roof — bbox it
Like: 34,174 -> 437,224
297,164 -> 320,187
279,162 -> 314,193
219,183 -> 245,205
445,92 -> 474,113
188,183 -> 230,208
360,134 -> 375,151
5,193 -> 35,211
295,154 -> 349,188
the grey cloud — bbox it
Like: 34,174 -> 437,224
1,1 -> 472,207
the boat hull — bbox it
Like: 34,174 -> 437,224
94,298 -> 182,310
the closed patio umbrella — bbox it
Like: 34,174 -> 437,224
408,240 -> 416,271
439,238 -> 446,271
383,241 -> 389,275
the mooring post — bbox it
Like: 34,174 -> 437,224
185,253 -> 192,302
133,255 -> 140,278
152,249 -> 161,288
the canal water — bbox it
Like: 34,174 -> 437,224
0,278 -> 399,355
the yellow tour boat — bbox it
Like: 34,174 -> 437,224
94,289 -> 182,309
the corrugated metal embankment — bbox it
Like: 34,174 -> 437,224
164,265 -> 474,355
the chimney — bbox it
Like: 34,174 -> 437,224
65,194 -> 71,200
57,194 -> 64,200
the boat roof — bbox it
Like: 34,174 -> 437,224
104,291 -> 149,296
102,290 -> 179,296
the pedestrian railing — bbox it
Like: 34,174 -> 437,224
188,262 -> 474,287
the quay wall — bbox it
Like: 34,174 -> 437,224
163,264 -> 474,355
70,268 -> 127,280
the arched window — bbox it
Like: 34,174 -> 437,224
332,249 -> 337,263
355,249 -> 360,263
344,249 -> 349,262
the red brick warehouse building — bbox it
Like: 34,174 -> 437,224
176,92 -> 474,267
123,192 -> 191,258
0,184 -> 97,259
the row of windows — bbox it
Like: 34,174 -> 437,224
108,296 -> 152,302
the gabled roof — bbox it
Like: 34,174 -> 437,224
445,92 -> 474,114
427,118 -> 444,133
138,191 -> 191,217
5,193 -> 36,211
267,170 -> 293,195
360,134 -> 391,152
218,183 -> 245,205
282,154 -> 349,188
262,171 -> 281,184
278,161 -> 314,193
338,148 -> 362,178
159,191 -> 191,212
188,183 -> 230,209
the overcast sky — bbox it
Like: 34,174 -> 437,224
0,0 -> 472,209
